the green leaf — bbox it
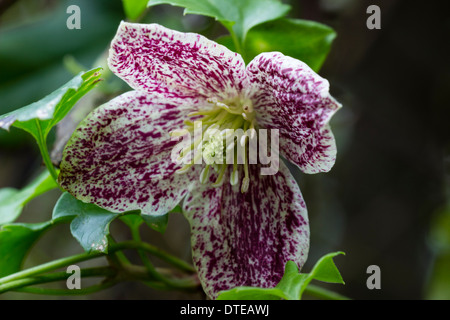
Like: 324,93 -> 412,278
216,286 -> 285,300
0,170 -> 58,225
52,193 -> 172,253
216,251 -> 345,300
0,222 -> 52,277
52,193 -> 120,253
0,213 -> 74,277
0,68 -> 102,181
309,251 -> 345,284
0,68 -> 102,138
218,18 -> 336,71
120,214 -> 144,229
122,0 -> 149,20
147,0 -> 291,47
142,213 -> 169,234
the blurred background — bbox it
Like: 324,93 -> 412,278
0,0 -> 449,299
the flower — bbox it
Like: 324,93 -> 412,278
58,22 -> 341,299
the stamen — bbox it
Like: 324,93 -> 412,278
177,96 -> 258,192
241,151 -> 250,193
241,176 -> 249,193
176,163 -> 193,174
230,163 -> 239,186
212,164 -> 227,187
250,121 -> 256,139
199,165 -> 211,184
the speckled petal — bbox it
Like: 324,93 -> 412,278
58,91 -> 200,216
182,162 -> 309,299
245,52 -> 342,174
108,22 -> 246,100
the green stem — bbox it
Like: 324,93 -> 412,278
15,281 -> 117,296
112,241 -> 196,274
304,284 -> 351,300
0,241 -> 195,287
229,28 -> 245,59
35,120 -> 60,186
0,267 -> 115,294
107,235 -> 131,266
0,251 -> 104,285
130,226 -> 199,290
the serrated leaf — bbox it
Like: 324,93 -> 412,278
122,0 -> 149,20
0,170 -> 58,225
218,18 -> 336,70
147,0 -> 291,45
216,251 -> 345,300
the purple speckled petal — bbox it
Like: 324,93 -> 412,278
108,22 -> 246,100
245,52 -> 342,174
59,90 -> 200,216
182,161 -> 309,299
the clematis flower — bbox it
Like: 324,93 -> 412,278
58,22 -> 341,299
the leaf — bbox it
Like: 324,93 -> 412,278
0,214 -> 73,277
216,286 -> 285,300
142,213 -> 169,234
0,170 -> 58,225
120,214 -> 144,229
52,193 -> 120,253
0,222 -> 52,277
122,0 -> 149,20
52,193 -> 171,253
147,0 -> 291,45
0,68 -> 102,180
218,18 -> 336,70
0,68 -> 102,140
216,251 -> 345,300
309,251 -> 345,284
277,252 -> 345,300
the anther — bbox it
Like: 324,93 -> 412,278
241,177 -> 250,193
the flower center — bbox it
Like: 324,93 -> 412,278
173,96 -> 257,193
